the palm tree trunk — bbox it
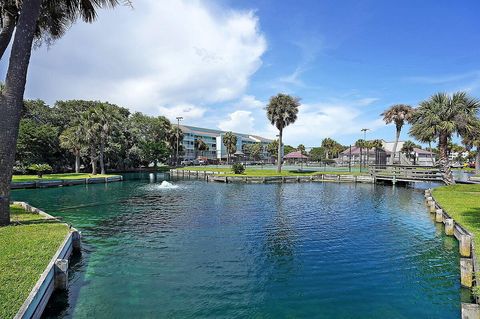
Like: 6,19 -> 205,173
476,146 -> 480,175
75,151 -> 81,173
91,146 -> 98,175
99,140 -> 106,174
0,12 -> 15,61
390,128 -> 401,165
429,141 -> 435,166
277,129 -> 283,173
439,131 -> 454,184
0,0 -> 43,226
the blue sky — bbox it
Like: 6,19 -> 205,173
2,0 -> 480,146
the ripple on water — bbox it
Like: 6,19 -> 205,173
11,178 -> 464,319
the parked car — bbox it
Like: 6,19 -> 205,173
180,160 -> 193,166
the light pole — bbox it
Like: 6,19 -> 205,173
360,128 -> 370,172
176,117 -> 183,166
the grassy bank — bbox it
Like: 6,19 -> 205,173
179,166 -> 367,177
0,205 -> 70,319
12,173 -> 118,182
432,184 -> 480,259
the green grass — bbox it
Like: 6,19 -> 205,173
180,166 -> 367,177
0,205 -> 70,319
432,184 -> 480,259
12,173 -> 119,182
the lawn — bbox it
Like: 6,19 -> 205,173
432,184 -> 480,259
0,205 -> 70,319
179,166 -> 367,176
12,173 -> 119,182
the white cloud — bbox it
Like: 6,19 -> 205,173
232,95 -> 264,109
158,104 -> 206,121
218,110 -> 255,133
25,0 -> 267,115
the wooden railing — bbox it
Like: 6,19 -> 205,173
369,164 -> 445,183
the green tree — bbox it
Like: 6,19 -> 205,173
462,122 -> 480,174
321,138 -> 335,159
283,145 -> 296,155
297,144 -> 306,155
309,147 -> 325,162
266,93 -> 300,172
27,163 -> 52,178
0,0 -> 122,225
381,104 -> 414,164
59,125 -> 83,173
250,143 -> 262,161
267,139 -> 279,159
355,139 -> 367,167
409,92 -> 480,183
197,139 -> 209,157
401,140 -> 417,163
223,132 -> 237,164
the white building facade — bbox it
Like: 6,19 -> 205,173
179,125 -> 274,161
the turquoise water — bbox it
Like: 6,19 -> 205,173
12,173 -> 466,318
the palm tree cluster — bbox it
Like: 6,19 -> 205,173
14,99 -> 181,175
382,91 -> 480,183
223,131 -> 237,164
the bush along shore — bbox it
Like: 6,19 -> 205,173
426,185 -> 480,317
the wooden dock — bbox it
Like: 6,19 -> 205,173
369,165 -> 446,184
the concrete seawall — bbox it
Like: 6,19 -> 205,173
11,175 -> 123,190
169,169 -> 375,184
11,202 -> 81,319
425,190 -> 480,318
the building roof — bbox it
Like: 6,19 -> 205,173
179,125 -> 274,143
340,146 -> 388,155
413,147 -> 435,155
284,151 -> 309,159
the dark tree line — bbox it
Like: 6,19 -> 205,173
15,99 -> 182,175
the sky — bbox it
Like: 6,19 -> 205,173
2,0 -> 480,147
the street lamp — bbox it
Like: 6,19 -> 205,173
176,117 -> 183,166
360,128 -> 370,172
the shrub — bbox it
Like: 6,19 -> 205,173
28,164 -> 52,178
232,163 -> 245,174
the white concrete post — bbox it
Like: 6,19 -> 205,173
429,201 -> 436,213
462,303 -> 480,319
445,219 -> 454,236
460,235 -> 472,257
435,209 -> 443,223
460,258 -> 473,288
54,259 -> 69,290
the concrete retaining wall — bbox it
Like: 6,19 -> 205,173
11,202 -> 81,319
169,169 -> 375,184
425,190 -> 480,318
11,175 -> 123,190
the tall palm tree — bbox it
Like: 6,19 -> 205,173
223,131 -> 237,164
266,93 -> 300,172
197,139 -> 208,157
409,92 -> 480,184
0,0 -> 123,226
381,104 -> 414,164
93,103 -> 123,174
59,125 -> 83,173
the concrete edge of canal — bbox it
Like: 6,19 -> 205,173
12,202 -> 81,319
425,189 -> 480,319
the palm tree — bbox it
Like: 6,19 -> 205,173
59,125 -> 83,173
381,104 -> 414,164
462,122 -> 480,174
355,139 -> 367,167
321,138 -> 335,159
93,103 -> 123,174
0,0 -> 122,226
266,93 -> 300,172
401,140 -> 416,164
409,92 -> 480,184
79,109 -> 101,175
197,139 -> 208,157
223,132 -> 237,164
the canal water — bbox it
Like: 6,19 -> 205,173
12,173 -> 466,318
